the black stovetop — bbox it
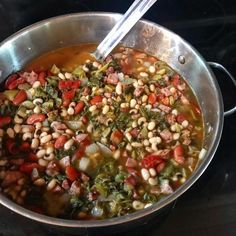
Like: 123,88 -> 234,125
0,0 -> 236,236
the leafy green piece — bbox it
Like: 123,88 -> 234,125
116,112 -> 131,130
0,103 -> 17,117
50,64 -> 60,74
46,76 -> 59,87
55,146 -> 76,159
42,100 -> 54,111
160,162 -> 174,178
73,67 -> 86,78
3,90 -> 18,101
70,196 -> 84,209
34,87 -> 48,99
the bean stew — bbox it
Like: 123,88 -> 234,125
0,44 -> 205,220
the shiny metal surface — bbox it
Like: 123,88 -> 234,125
94,0 -> 157,60
0,13 -> 224,228
208,62 -> 236,116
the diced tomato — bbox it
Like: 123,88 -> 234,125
54,135 -> 68,149
172,74 -> 180,87
8,77 -> 26,90
74,148 -> 85,159
125,157 -> 138,168
124,175 -> 136,186
71,80 -> 81,89
80,136 -> 91,148
130,128 -> 139,138
27,114 -> 46,125
0,116 -> 11,128
6,139 -> 18,155
110,129 -> 123,145
74,101 -> 85,114
90,95 -> 102,105
19,162 -> 40,174
156,94 -> 165,102
58,80 -> 72,90
82,116 -> 88,124
148,93 -> 157,104
176,114 -> 186,124
38,71 -> 46,86
66,166 -> 80,182
28,152 -> 38,162
173,145 -> 185,164
12,90 -> 27,105
156,162 -> 166,173
62,89 -> 75,101
5,74 -> 18,89
19,142 -> 30,152
141,155 -> 163,169
161,96 -> 169,106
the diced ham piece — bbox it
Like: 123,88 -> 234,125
62,179 -> 70,190
69,181 -> 81,196
183,139 -> 191,145
160,129 -> 173,142
125,158 -> 138,168
106,67 -> 115,75
134,87 -> 144,97
46,161 -> 60,177
2,171 -> 23,187
166,114 -> 176,124
59,156 -> 71,169
82,87 -> 91,96
160,180 -> 173,194
161,88 -> 172,97
51,121 -> 68,131
159,104 -> 171,113
75,134 -> 88,143
23,71 -> 38,85
106,73 -> 119,85
180,95 -> 190,105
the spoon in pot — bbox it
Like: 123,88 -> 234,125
93,0 -> 158,61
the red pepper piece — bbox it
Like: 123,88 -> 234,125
19,162 -> 40,174
110,129 -> 123,145
173,145 -> 185,164
172,74 -> 180,87
90,95 -> 102,105
62,89 -> 75,101
27,114 -> 46,125
74,101 -> 85,114
141,155 -> 163,169
0,116 -> 11,128
38,71 -> 46,86
66,166 -> 80,182
148,93 -> 157,104
12,90 -> 27,105
5,74 -> 19,89
8,77 -> 26,90
176,114 -> 186,124
54,135 -> 68,149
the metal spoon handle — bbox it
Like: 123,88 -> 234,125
93,0 -> 157,60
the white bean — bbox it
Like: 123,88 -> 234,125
102,105 -> 110,115
147,121 -> 156,130
52,132 -> 60,139
67,107 -> 75,115
58,73 -> 65,80
31,138 -> 39,149
33,98 -> 43,105
64,139 -> 74,150
143,139 -> 150,146
132,200 -> 144,210
43,153 -> 55,161
23,132 -> 33,141
149,66 -> 156,73
89,105 -> 97,112
148,177 -> 158,186
36,149 -> 46,158
140,72 -> 148,78
65,129 -> 74,135
46,146 -> 54,155
33,105 -> 41,114
149,84 -> 155,92
182,120 -> 189,128
38,158 -> 48,167
34,178 -> 46,186
199,148 -> 207,160
138,117 -> 147,125
125,133 -> 132,142
130,99 -> 137,108
171,109 -> 178,116
126,143 -> 132,151
115,82 -> 122,95
65,72 -> 73,79
141,168 -> 150,181
149,168 -> 157,177
14,115 -> 23,124
32,81 -> 41,88
138,79 -> 144,86
87,124 -> 93,133
13,124 -> 21,133
132,120 -> 138,128
6,128 -> 15,138
41,134 -> 52,144
113,150 -> 121,160
142,95 -> 148,103
47,179 -> 57,191
173,133 -> 180,140
148,131 -> 154,138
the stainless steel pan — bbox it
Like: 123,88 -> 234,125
0,12 -> 235,229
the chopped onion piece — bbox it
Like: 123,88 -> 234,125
199,148 -> 207,160
97,142 -> 112,157
78,157 -> 90,172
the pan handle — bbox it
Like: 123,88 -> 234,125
207,62 -> 236,116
